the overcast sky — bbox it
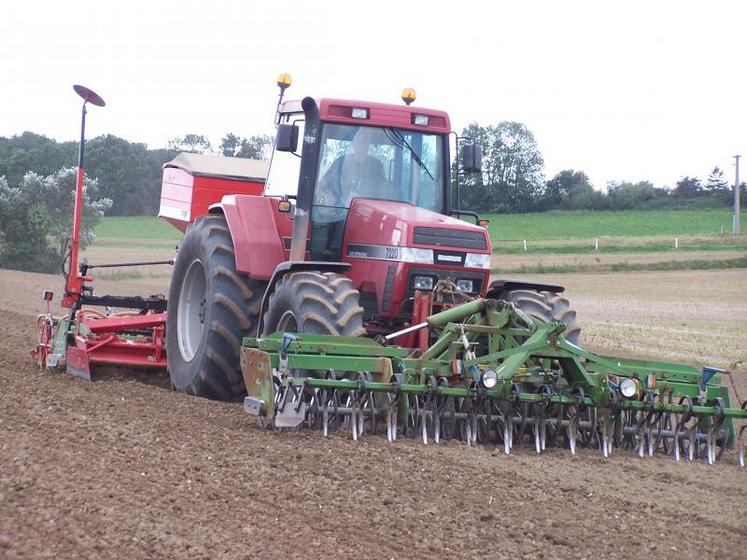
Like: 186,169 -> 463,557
2,1 -> 745,190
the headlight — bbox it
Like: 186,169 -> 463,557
412,114 -> 429,126
619,378 -> 638,399
481,369 -> 498,389
455,279 -> 474,293
400,247 -> 434,264
465,252 -> 490,269
351,107 -> 369,119
413,275 -> 434,290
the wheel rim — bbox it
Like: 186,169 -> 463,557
177,259 -> 207,362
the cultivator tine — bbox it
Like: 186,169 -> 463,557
636,413 -> 647,459
421,409 -> 428,445
532,397 -> 546,454
441,394 -> 457,443
646,416 -> 657,458
599,412 -> 613,458
321,409 -> 328,436
385,390 -> 398,443
687,426 -> 695,461
462,406 -> 472,446
470,407 -> 479,447
503,417 -> 513,455
564,391 -> 583,456
704,399 -> 724,465
351,402 -> 359,441
531,404 -> 546,454
320,375 -> 337,437
321,395 -> 330,437
739,402 -> 747,468
672,397 -> 689,462
431,398 -> 442,445
567,415 -> 578,456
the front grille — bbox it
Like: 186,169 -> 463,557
382,265 -> 396,313
413,227 -> 487,250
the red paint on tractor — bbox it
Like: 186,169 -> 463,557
220,195 -> 293,280
342,199 -> 490,318
279,98 -> 451,134
321,99 -> 450,133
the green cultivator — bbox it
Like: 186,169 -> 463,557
242,298 -> 747,466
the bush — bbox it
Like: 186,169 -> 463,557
0,168 -> 112,272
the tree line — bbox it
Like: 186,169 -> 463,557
455,122 -> 745,213
0,125 -> 743,221
0,131 -> 271,271
1,123 -> 744,273
0,132 -> 272,217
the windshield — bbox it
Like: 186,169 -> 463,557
313,123 -> 445,218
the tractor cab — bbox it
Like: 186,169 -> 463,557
259,86 -> 491,328
265,96 -> 454,261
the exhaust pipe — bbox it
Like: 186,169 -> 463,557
288,96 -> 320,262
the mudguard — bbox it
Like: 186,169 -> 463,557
485,278 -> 565,298
213,195 -> 289,281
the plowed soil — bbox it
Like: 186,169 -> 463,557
1,268 -> 746,560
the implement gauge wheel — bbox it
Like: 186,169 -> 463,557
262,271 -> 365,337
501,289 -> 581,345
166,214 -> 266,400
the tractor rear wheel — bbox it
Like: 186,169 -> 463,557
501,289 -> 581,344
262,271 -> 365,337
166,214 -> 265,400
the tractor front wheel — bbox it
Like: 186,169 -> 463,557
262,271 -> 365,337
501,289 -> 581,345
166,214 -> 265,400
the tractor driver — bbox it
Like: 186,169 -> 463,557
311,127 -> 391,260
326,127 -> 388,202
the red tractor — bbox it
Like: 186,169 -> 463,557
36,78 -> 578,399
160,77 -> 579,400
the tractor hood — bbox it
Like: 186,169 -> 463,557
345,198 -> 490,253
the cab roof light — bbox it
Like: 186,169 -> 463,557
351,107 -> 369,119
401,87 -> 416,105
276,73 -> 292,90
412,114 -> 429,126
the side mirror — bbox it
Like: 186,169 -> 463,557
276,123 -> 299,153
462,144 -> 482,173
